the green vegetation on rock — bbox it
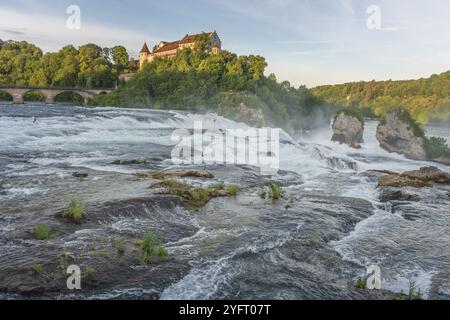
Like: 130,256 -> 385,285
355,278 -> 367,289
62,199 -> 86,222
424,136 -> 450,159
268,182 -> 283,200
30,224 -> 53,240
334,107 -> 364,126
139,232 -> 169,264
32,262 -> 43,275
151,179 -> 239,207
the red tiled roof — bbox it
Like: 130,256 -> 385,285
153,32 -> 215,54
153,43 -> 180,54
140,43 -> 150,53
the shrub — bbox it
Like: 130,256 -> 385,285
190,188 -> 211,207
226,186 -> 239,196
32,262 -> 43,275
63,199 -> 86,222
268,182 -> 283,200
139,232 -> 169,264
396,108 -> 425,138
424,136 -> 450,159
355,278 -> 367,289
31,224 -> 52,240
211,182 -> 225,190
308,235 -> 319,247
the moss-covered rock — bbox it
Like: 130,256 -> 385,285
149,179 -> 238,207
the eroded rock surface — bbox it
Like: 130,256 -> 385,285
376,108 -> 427,160
331,112 -> 364,149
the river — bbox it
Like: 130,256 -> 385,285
0,104 -> 449,300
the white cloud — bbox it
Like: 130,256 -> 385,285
0,7 -> 152,56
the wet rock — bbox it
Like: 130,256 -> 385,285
137,169 -> 214,180
149,179 -> 237,207
72,172 -> 88,178
376,108 -> 427,160
378,175 -> 431,188
379,190 -> 420,202
402,166 -> 450,183
112,158 -> 147,165
377,166 -> 450,188
331,111 -> 364,149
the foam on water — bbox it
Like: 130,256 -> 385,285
1,104 -> 450,299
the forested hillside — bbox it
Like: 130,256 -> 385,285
91,47 -> 333,132
312,72 -> 450,123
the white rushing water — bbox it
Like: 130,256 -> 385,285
1,104 -> 450,299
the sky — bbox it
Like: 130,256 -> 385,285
1,0 -> 450,87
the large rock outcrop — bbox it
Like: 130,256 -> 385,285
331,111 -> 364,148
376,108 -> 427,160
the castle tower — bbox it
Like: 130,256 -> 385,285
139,43 -> 151,70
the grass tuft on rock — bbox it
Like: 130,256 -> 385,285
30,224 -> 52,240
32,262 -> 43,275
355,278 -> 367,289
226,186 -> 239,196
62,199 -> 86,222
268,182 -> 283,200
139,232 -> 169,264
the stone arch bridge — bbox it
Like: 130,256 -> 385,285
0,86 -> 115,105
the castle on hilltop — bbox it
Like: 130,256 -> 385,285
139,31 -> 222,70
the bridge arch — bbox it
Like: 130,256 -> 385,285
0,90 -> 13,102
54,91 -> 85,104
23,90 -> 46,103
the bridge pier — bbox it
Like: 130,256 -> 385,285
12,94 -> 24,104
45,95 -> 55,104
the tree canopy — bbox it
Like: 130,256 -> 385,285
0,40 -> 137,89
312,72 -> 450,123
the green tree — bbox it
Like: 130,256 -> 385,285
112,45 -> 129,69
